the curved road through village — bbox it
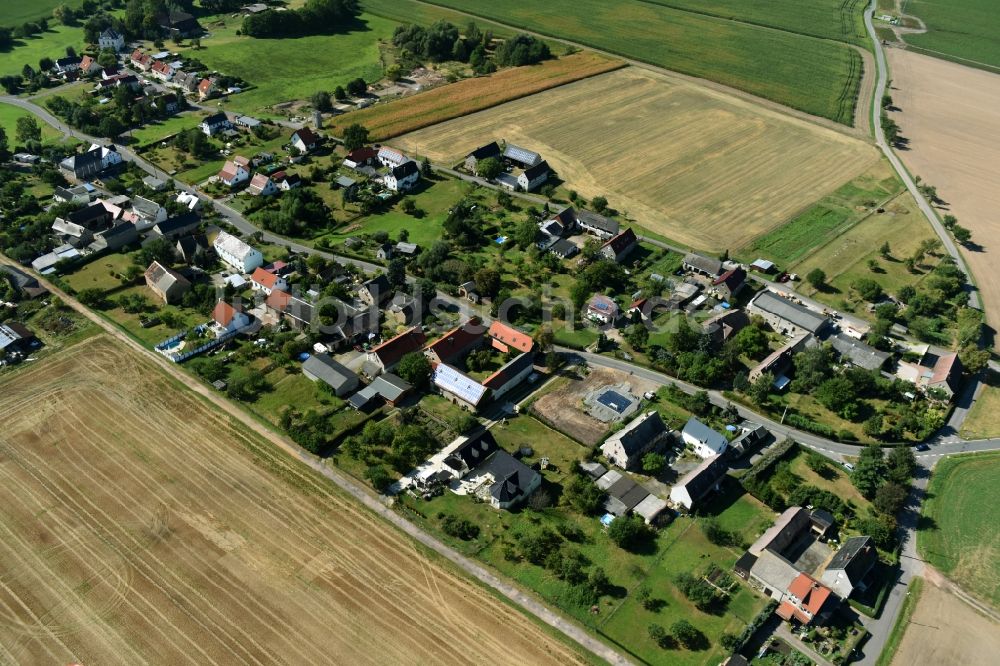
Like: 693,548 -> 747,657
5,18 -> 999,659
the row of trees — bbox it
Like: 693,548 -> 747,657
242,0 -> 359,38
392,20 -> 550,75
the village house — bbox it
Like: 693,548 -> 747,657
670,454 -> 729,511
130,196 -> 167,231
777,574 -> 837,626
200,112 -> 231,137
247,173 -> 278,197
459,281 -> 480,303
335,175 -> 359,200
502,143 -> 542,168
197,77 -> 217,101
896,347 -> 963,397
358,274 -> 393,307
441,433 -> 499,479
53,184 -> 93,205
98,28 -> 125,51
213,231 -> 263,273
217,156 -> 250,188
749,291 -> 831,338
587,293 -> 619,325
470,449 -> 541,510
681,417 -> 728,458
600,411 -> 669,470
820,536 -> 878,599
728,421 -> 769,456
683,252 -> 722,277
0,322 -> 37,356
0,265 -> 47,299
600,228 -> 638,263
576,209 -> 619,239
158,10 -> 202,37
250,266 -> 287,295
144,261 -> 190,304
432,363 -> 489,411
265,290 -> 314,329
172,70 -> 199,93
151,212 -> 201,241
394,241 -> 418,258
517,160 -> 550,192
375,243 -> 393,261
377,146 -> 409,168
829,333 -> 891,372
482,350 -> 536,400
302,354 -> 360,397
60,144 -> 121,179
702,308 -> 750,346
712,266 -> 747,301
54,56 -> 82,75
464,141 -> 501,174
130,49 -> 153,71
273,171 -> 301,190
749,333 -> 813,387
383,160 -> 421,192
211,300 -> 250,336
365,326 -> 427,376
176,233 -> 209,264
88,221 -> 138,254
78,55 -> 101,75
424,319 -> 484,365
290,128 -> 318,154
150,60 -> 175,81
343,146 -> 378,169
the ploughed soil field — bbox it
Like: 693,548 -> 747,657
395,67 -> 878,251
886,49 -> 1000,344
0,336 -> 585,665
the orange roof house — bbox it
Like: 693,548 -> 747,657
777,573 -> 835,625
488,321 -> 534,354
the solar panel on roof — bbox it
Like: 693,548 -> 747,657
434,364 -> 487,405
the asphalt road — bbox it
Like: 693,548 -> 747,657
863,1 -> 980,310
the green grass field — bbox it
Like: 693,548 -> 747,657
0,0 -> 81,26
959,372 -> 1000,440
638,0 -> 869,45
902,0 -> 1000,70
161,12 -> 397,115
0,23 -> 84,77
0,101 -> 61,143
127,111 -> 208,147
740,160 -> 904,267
405,0 -> 863,123
919,451 -> 1000,608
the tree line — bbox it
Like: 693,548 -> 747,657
242,0 -> 360,38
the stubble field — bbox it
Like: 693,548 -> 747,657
395,67 -> 878,250
886,49 -> 1000,343
0,336 -> 585,665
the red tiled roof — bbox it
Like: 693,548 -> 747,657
713,266 -> 747,288
426,319 -> 483,363
370,326 -> 426,368
788,573 -> 833,618
601,227 -> 637,255
212,300 -> 242,327
346,147 -> 376,162
629,297 -> 647,311
488,321 -> 533,354
198,78 -> 213,93
251,266 -> 279,289
234,155 -> 250,167
248,173 -> 270,191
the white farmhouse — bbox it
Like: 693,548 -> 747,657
681,417 -> 728,459
383,160 -> 420,192
213,230 -> 263,273
98,28 -> 126,52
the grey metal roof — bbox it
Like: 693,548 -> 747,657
576,209 -> 619,235
829,333 -> 891,371
604,411 -> 667,456
752,291 -> 829,334
302,354 -> 358,389
476,450 -> 539,503
682,417 -> 728,450
683,252 -> 722,276
827,536 -> 877,580
672,454 -> 728,504
502,143 -> 541,166
369,373 -> 411,401
749,550 -> 800,592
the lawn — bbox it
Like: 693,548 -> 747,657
786,449 -> 871,512
902,0 -> 1000,70
490,414 -> 592,475
740,159 -> 904,267
329,52 -> 623,141
322,175 -> 470,248
127,110 -> 208,147
412,0 -> 863,123
162,12 -> 398,116
786,189 -> 940,318
0,23 -> 84,77
0,0 -> 80,25
61,253 -> 137,293
919,451 -> 1000,608
397,67 -> 877,252
638,0 -> 869,45
0,101 -> 62,143
959,371 -> 1000,440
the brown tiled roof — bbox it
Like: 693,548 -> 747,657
371,326 -> 426,368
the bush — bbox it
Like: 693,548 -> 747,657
607,514 -> 654,551
441,515 -> 480,540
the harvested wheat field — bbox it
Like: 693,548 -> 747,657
887,49 -> 1000,342
532,366 -> 659,446
0,336 -> 585,665
330,52 -> 623,141
395,67 -> 878,250
892,575 -> 1000,666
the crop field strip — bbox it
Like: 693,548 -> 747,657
396,0 -> 863,124
0,337 -> 586,665
329,52 -> 623,141
901,0 -> 1000,71
396,67 -> 879,251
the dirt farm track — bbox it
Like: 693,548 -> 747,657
0,335 -> 584,665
